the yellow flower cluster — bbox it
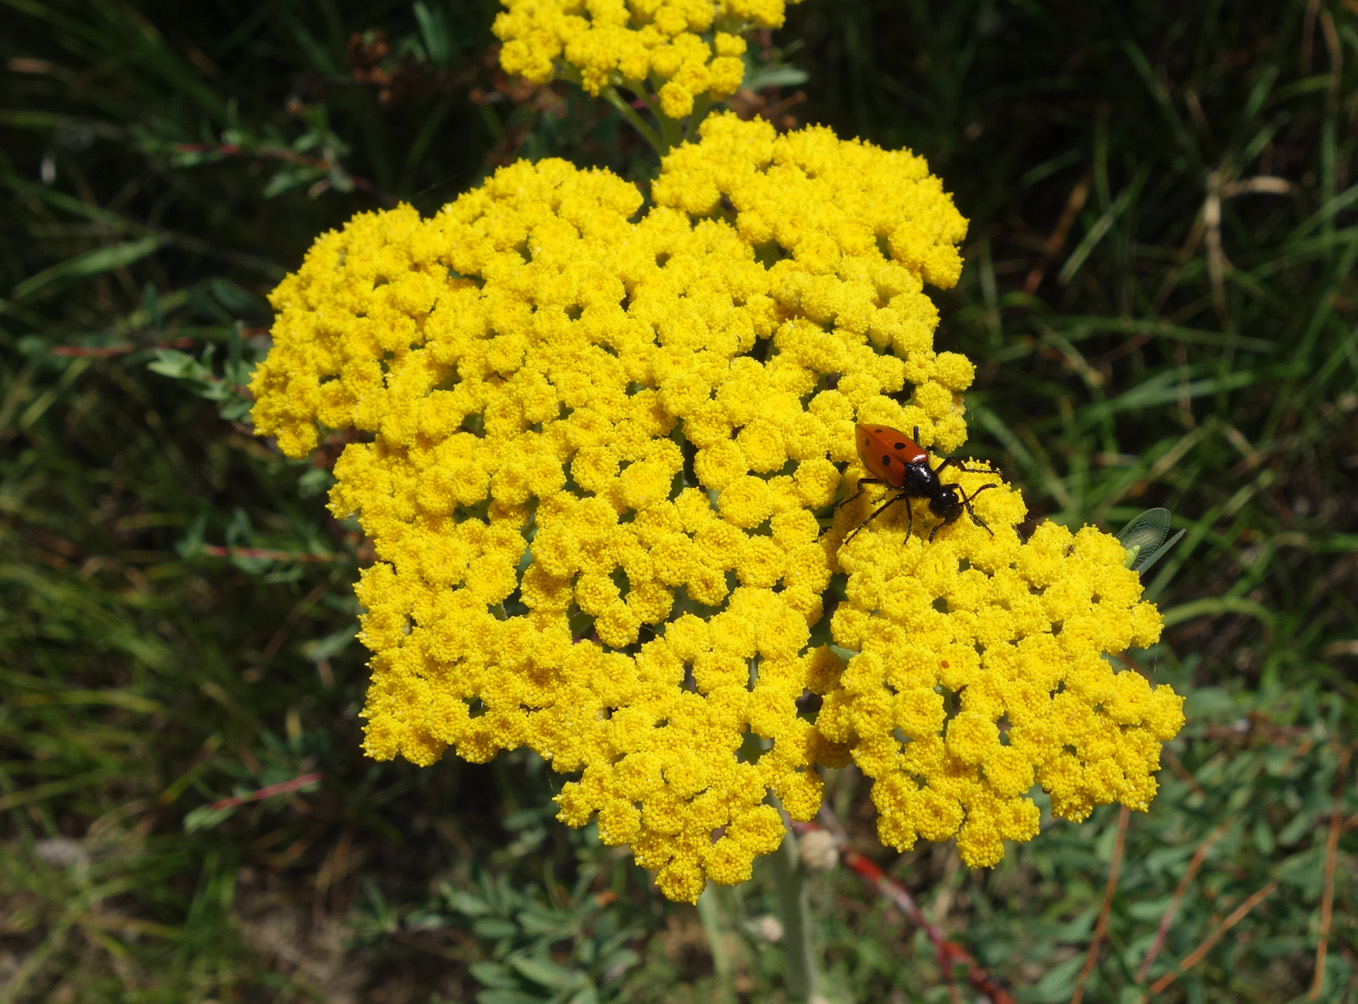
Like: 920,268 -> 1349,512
493,0 -> 798,118
250,113 -> 1184,901
825,510 -> 1183,867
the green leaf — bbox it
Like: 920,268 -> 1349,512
1251,815 -> 1276,856
472,918 -> 520,940
1031,952 -> 1086,1002
1127,896 -> 1175,921
12,237 -> 160,301
477,991 -> 546,1004
442,888 -> 493,916
208,278 -> 268,318
1276,810 -> 1315,848
745,67 -> 810,89
468,961 -> 520,990
517,905 -> 565,935
183,804 -> 237,833
1052,906 -> 1097,941
299,624 -> 357,663
413,1 -> 454,67
509,955 -> 582,989
147,348 -> 230,399
597,948 -> 639,975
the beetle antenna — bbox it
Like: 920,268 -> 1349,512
934,456 -> 1001,477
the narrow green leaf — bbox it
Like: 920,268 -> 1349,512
509,955 -> 582,990
12,237 -> 160,301
477,991 -> 547,1004
469,961 -> 520,990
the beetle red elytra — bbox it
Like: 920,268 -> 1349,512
841,423 -> 999,545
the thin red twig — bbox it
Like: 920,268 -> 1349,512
1136,813 -> 1236,982
1023,169 -> 1091,294
1142,881 -> 1279,999
800,817 -> 1017,1004
50,337 -> 197,357
206,771 -> 322,812
200,544 -> 341,563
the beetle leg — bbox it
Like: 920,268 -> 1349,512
842,492 -> 910,546
960,483 -> 997,536
838,476 -> 887,509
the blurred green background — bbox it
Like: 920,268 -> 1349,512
2,1 -> 1355,1001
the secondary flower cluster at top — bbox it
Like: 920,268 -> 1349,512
493,0 -> 800,119
251,112 -> 1185,902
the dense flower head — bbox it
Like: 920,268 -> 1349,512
825,514 -> 1181,867
492,0 -> 798,118
251,113 -> 1184,901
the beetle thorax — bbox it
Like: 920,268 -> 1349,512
901,461 -> 938,497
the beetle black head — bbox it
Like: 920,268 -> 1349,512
928,487 -> 964,524
926,482 -> 998,542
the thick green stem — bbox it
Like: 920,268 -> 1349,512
684,93 -> 714,143
770,830 -> 819,1002
654,99 -> 683,153
696,886 -> 736,1002
635,88 -> 681,153
600,85 -> 664,155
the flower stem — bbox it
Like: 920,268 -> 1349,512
684,93 -> 714,143
696,885 -> 736,1002
601,85 -> 664,155
771,829 -> 819,1002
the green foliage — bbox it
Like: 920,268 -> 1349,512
146,328 -> 254,422
425,868 -> 644,1003
3,0 -> 1355,1001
